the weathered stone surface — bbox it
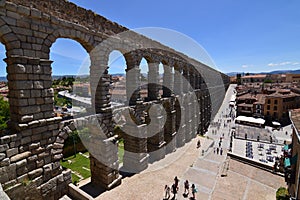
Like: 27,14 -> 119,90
28,168 -> 43,179
0,158 -> 10,167
10,151 -> 31,163
16,158 -> 27,168
0,144 -> 9,153
0,136 -> 11,144
6,148 -> 18,158
0,153 -> 5,161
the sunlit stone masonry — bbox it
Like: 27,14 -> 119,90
0,0 -> 230,199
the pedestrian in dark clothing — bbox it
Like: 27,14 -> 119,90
171,183 -> 177,199
213,147 -> 216,154
174,176 -> 179,191
164,185 -> 170,199
220,148 -> 223,155
184,180 -> 189,195
191,184 -> 197,199
216,147 -> 219,154
197,140 -> 201,148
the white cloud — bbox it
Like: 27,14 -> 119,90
242,65 -> 248,68
268,61 -> 299,67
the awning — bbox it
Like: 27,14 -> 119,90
272,121 -> 281,126
284,158 -> 291,168
235,116 -> 265,125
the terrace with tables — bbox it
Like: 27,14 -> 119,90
232,138 -> 284,167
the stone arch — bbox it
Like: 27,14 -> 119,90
0,18 -> 19,55
44,28 -> 95,59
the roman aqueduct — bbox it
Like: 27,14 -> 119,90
0,0 -> 229,199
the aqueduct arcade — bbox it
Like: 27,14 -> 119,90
0,0 -> 230,199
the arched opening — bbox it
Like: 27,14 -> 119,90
107,50 -> 127,166
139,57 -> 149,100
0,42 -> 9,131
108,50 -> 127,104
50,38 -> 91,185
50,38 -> 91,119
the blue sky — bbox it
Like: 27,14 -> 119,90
1,0 -> 300,76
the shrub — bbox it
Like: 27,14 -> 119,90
276,187 -> 289,200
0,96 -> 9,130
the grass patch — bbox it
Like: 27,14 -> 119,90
60,152 -> 91,184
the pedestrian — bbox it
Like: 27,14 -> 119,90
184,180 -> 189,195
191,184 -> 198,200
164,185 -> 170,200
197,140 -> 201,148
174,176 -> 179,191
216,147 -> 219,154
171,183 -> 177,199
213,147 -> 216,154
219,141 -> 221,148
220,148 -> 223,155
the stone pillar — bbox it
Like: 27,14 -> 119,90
147,62 -> 159,101
182,66 -> 189,94
175,96 -> 186,147
162,64 -> 173,97
126,62 -> 141,106
2,55 -> 72,199
173,65 -> 183,96
122,123 -> 149,173
146,102 -> 166,163
6,56 -> 54,126
89,134 -> 121,190
162,98 -> 176,154
122,101 -> 149,173
90,56 -> 121,189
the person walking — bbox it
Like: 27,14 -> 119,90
171,183 -> 177,199
216,147 -> 219,155
220,148 -> 223,155
174,176 -> 179,191
164,185 -> 170,199
191,184 -> 198,200
197,140 -> 201,148
184,180 -> 190,195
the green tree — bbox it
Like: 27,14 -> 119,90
0,96 -> 10,130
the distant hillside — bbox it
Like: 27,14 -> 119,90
226,69 -> 300,76
0,76 -> 7,82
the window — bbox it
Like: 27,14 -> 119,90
267,111 -> 270,115
274,106 -> 277,111
267,105 -> 270,110
274,100 -> 278,104
268,99 -> 271,104
274,112 -> 277,117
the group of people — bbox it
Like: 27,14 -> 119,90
164,176 -> 198,200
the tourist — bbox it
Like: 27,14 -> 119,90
220,148 -> 223,155
171,183 -> 177,199
217,147 -> 219,154
184,180 -> 190,195
174,176 -> 179,191
164,185 -> 170,199
197,140 -> 201,148
191,184 -> 198,199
